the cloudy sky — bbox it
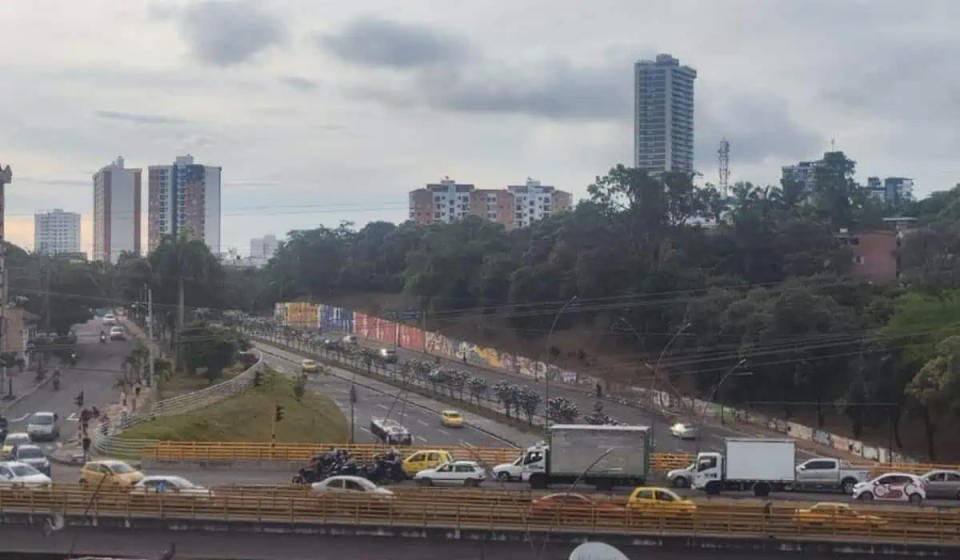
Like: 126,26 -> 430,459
1,0 -> 957,254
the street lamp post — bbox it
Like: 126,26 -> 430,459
544,295 -> 578,431
711,359 -> 751,426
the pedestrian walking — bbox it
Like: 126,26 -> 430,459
121,390 -> 127,408
595,382 -> 603,399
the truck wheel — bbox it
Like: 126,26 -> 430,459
529,473 -> 548,490
753,482 -> 771,497
908,493 -> 923,506
673,477 -> 689,489
705,481 -> 721,495
841,479 -> 857,495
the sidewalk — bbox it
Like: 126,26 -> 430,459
0,367 -> 54,412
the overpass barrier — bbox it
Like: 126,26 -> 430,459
1,484 -> 958,545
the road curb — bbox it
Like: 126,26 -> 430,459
256,342 -> 521,449
0,373 -> 54,413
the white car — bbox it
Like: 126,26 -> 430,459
109,326 -> 126,340
667,463 -> 695,488
342,335 -> 358,345
27,412 -> 60,441
131,476 -> 213,498
102,313 -> 117,326
310,475 -> 394,497
415,460 -> 486,487
853,472 -> 926,504
669,422 -> 698,439
0,461 -> 51,488
493,456 -> 525,482
11,445 -> 50,476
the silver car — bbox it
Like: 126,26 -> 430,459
12,444 -> 50,476
921,470 -> 960,500
26,412 -> 59,441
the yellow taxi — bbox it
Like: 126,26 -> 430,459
80,460 -> 144,488
792,502 -> 886,528
626,486 -> 696,516
2,433 -> 31,456
440,410 -> 464,428
301,359 -> 320,373
402,450 -> 453,476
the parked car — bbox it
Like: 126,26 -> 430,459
300,359 -> 320,373
402,449 -> 454,476
378,348 -> 397,363
2,432 -> 31,456
27,412 -> 60,441
109,326 -> 126,340
626,487 -> 696,515
132,476 -> 212,498
669,422 -> 698,440
80,460 -> 144,488
792,502 -> 886,528
920,470 -> 960,500
0,461 -> 51,488
529,492 -> 623,515
794,457 -> 871,494
342,335 -> 358,345
11,444 -> 50,476
370,417 -> 412,445
440,410 -> 463,428
666,463 -> 695,489
310,475 -> 395,498
414,460 -> 486,487
102,313 -> 117,326
852,473 -> 926,504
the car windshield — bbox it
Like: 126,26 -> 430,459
6,436 -> 29,445
11,465 -> 39,476
18,448 -> 43,459
110,463 -> 134,474
30,415 -> 53,425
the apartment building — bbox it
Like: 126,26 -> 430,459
409,177 -> 571,230
148,154 -> 221,254
634,53 -> 697,173
34,209 -> 81,255
93,156 -> 141,263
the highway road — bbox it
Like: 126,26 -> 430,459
2,317 -> 131,468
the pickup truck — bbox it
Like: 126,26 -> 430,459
792,457 -> 869,494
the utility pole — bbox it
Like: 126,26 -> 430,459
147,286 -> 155,387
0,162 -> 11,397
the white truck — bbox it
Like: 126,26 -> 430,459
792,457 -> 870,494
693,438 -> 796,497
494,425 -> 651,490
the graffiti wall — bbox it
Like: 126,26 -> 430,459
354,313 -> 398,345
317,304 -> 354,333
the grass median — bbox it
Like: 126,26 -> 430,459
124,367 -> 348,443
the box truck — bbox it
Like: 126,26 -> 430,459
503,425 -> 651,490
693,438 -> 796,496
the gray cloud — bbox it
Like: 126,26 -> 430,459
280,76 -> 318,91
320,17 -> 469,68
697,94 -> 822,167
95,110 -> 188,125
180,1 -> 286,66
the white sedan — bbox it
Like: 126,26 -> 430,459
853,473 -> 926,504
670,422 -> 698,439
414,460 -> 486,487
131,476 -> 213,498
311,475 -> 394,497
0,461 -> 51,488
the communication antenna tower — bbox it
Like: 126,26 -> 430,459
717,138 -> 730,192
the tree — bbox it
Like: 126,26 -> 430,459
493,382 -> 513,418
546,397 -> 579,423
467,376 -> 488,406
517,387 -> 542,426
179,323 -> 240,383
905,336 -> 960,460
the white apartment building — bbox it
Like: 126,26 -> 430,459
34,209 -> 81,255
507,178 -> 573,228
148,154 -> 221,254
93,156 -> 141,263
634,53 -> 697,174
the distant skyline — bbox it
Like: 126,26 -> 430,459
3,1 -> 960,252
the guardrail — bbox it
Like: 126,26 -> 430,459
1,485 -> 957,545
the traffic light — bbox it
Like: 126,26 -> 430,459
275,405 -> 285,422
74,391 -> 84,407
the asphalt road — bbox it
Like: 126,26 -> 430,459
264,350 -> 513,449
2,317 -> 130,465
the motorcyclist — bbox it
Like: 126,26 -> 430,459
52,369 -> 61,390
99,330 -> 106,343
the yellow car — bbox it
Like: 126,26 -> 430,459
301,359 -> 320,373
80,460 -> 144,488
2,433 -> 31,456
792,502 -> 886,528
440,410 -> 464,428
402,450 -> 454,476
626,486 -> 696,516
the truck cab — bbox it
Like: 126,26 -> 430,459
504,444 -> 547,482
693,452 -> 722,490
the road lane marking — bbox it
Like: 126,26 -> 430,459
416,436 -> 428,443
375,403 -> 389,410
66,413 -> 79,422
359,427 -> 372,435
9,413 -> 30,422
438,429 -> 450,436
416,419 -> 428,427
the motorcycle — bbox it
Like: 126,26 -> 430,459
69,352 -> 77,367
99,334 -> 106,344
